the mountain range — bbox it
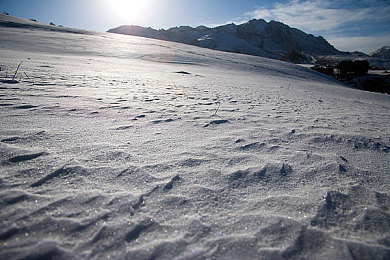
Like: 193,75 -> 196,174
108,19 -> 342,60
371,46 -> 390,59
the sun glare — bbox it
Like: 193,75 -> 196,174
109,0 -> 152,22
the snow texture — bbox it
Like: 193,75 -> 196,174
1,14 -> 390,259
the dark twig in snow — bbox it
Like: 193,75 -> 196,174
214,102 -> 221,116
12,61 -> 23,81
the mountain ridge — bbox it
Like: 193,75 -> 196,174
371,46 -> 390,59
108,19 -> 342,60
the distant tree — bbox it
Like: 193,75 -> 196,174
337,60 -> 369,76
50,22 -> 56,26
336,60 -> 353,75
352,60 -> 369,76
280,50 -> 306,64
30,19 -> 37,22
259,38 -> 264,50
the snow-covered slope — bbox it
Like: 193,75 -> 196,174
108,19 -> 342,59
1,14 -> 390,260
0,13 -> 92,34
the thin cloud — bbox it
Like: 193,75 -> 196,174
245,0 -> 390,33
240,0 -> 390,52
328,34 -> 390,53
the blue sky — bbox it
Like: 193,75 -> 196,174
1,0 -> 389,53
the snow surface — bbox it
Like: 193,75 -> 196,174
1,15 -> 390,259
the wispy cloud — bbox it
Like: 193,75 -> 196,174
240,0 -> 390,52
246,0 -> 389,32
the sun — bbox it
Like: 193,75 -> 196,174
109,0 -> 151,21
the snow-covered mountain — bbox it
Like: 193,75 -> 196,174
108,19 -> 342,59
371,46 -> 390,59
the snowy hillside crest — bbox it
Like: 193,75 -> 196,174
108,19 -> 341,59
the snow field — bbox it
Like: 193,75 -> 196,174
0,21 -> 390,259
